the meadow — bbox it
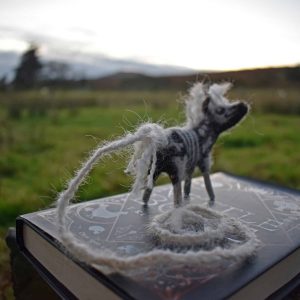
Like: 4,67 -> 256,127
0,87 -> 300,298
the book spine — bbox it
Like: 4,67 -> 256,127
16,218 -> 78,299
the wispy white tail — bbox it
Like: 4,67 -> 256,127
56,122 -> 167,237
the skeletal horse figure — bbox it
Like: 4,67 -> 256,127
126,82 -> 249,207
56,82 -> 249,218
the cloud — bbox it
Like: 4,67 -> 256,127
0,24 -> 195,79
0,22 -> 199,76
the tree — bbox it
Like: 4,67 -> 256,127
0,75 -> 7,91
13,44 -> 42,89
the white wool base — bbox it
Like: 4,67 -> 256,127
148,205 -> 259,250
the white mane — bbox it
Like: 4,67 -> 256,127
185,82 -> 233,128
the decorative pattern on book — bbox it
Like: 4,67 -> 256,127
35,174 -> 300,300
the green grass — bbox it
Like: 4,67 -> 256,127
0,88 -> 299,298
1,108 -> 299,223
216,114 -> 300,186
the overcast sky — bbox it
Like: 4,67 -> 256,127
0,0 -> 299,76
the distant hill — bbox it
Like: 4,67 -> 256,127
90,66 -> 300,90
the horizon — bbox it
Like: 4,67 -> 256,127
0,0 -> 299,78
0,49 -> 299,81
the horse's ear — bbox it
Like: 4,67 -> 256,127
202,97 -> 210,114
209,82 -> 232,98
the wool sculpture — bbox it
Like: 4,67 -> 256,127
56,82 -> 259,275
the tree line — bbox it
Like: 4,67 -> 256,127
1,44 -> 87,90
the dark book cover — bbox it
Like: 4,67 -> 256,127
16,173 -> 300,300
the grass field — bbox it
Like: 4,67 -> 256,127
0,87 -> 299,298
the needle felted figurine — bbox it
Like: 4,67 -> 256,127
57,82 -> 249,213
126,82 -> 249,207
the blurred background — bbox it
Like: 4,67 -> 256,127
0,0 -> 299,298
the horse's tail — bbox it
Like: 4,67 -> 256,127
55,123 -> 167,265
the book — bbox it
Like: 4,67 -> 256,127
16,172 -> 300,300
